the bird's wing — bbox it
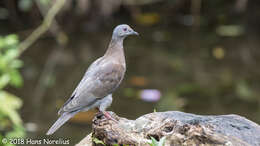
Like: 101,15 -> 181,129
73,57 -> 106,95
58,57 -> 103,115
59,59 -> 125,114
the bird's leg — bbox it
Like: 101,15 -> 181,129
103,111 -> 117,122
97,109 -> 117,122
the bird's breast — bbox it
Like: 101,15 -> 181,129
91,63 -> 125,97
99,64 -> 125,86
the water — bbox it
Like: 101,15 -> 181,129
14,25 -> 260,145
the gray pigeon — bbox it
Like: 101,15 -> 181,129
46,24 -> 138,135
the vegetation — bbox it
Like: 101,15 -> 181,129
148,137 -> 166,146
0,1 -> 65,145
0,34 -> 25,146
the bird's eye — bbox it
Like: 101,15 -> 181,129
123,28 -> 127,31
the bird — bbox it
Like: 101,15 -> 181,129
46,24 -> 139,135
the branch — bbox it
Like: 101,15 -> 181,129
17,0 -> 66,56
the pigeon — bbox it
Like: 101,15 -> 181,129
46,24 -> 138,135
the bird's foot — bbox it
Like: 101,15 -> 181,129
102,111 -> 118,122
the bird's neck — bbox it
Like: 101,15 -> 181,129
104,38 -> 125,65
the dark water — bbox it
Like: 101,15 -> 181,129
15,25 -> 260,145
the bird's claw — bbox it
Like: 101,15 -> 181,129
102,111 -> 118,123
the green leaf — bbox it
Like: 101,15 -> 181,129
4,49 -> 19,61
0,101 -> 22,124
9,70 -> 23,87
5,34 -> 19,46
151,137 -> 158,146
0,91 -> 22,109
0,56 -> 8,71
0,74 -> 10,89
158,137 -> 166,146
148,136 -> 166,146
0,91 -> 23,125
92,138 -> 105,145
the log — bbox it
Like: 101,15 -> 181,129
76,111 -> 260,146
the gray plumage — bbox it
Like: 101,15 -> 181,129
46,24 -> 138,135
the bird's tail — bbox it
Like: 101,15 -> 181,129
46,110 -> 79,135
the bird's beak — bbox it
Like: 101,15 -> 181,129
127,30 -> 139,35
133,31 -> 139,35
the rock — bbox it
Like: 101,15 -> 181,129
76,134 -> 92,146
76,111 -> 260,146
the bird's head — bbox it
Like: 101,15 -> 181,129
112,24 -> 139,39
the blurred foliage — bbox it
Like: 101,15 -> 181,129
216,25 -> 244,37
235,80 -> 254,101
212,47 -> 225,60
0,35 -> 25,146
18,0 -> 51,12
18,0 -> 33,12
156,91 -> 186,111
0,35 -> 23,88
135,13 -> 160,26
